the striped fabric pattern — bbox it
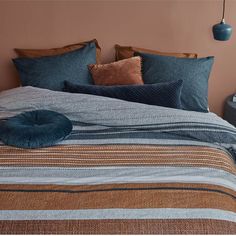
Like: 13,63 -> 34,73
0,86 -> 235,234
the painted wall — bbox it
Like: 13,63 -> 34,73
0,0 -> 235,116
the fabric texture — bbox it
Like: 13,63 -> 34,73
135,52 -> 214,112
0,86 -> 235,234
14,39 -> 101,64
88,56 -> 143,85
13,42 -> 97,91
0,219 -> 234,234
0,110 -> 72,149
224,95 -> 236,127
115,44 -> 197,61
63,80 -> 183,109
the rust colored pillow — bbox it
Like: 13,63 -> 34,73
15,39 -> 101,64
115,44 -> 197,61
88,56 -> 144,86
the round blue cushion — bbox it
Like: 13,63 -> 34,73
0,110 -> 72,149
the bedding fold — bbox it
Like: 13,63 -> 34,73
1,86 -> 235,157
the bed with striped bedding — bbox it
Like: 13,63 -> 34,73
0,86 -> 235,234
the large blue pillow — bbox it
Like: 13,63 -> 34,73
13,42 -> 96,91
64,80 -> 183,109
135,52 -> 214,112
0,110 -> 72,149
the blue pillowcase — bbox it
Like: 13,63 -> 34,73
135,52 -> 214,112
64,80 -> 183,109
13,42 -> 96,91
0,110 -> 72,149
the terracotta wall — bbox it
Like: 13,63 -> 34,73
0,0 -> 235,116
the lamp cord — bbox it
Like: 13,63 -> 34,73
222,0 -> 226,22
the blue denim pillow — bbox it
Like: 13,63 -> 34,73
13,42 -> 96,91
64,80 -> 183,109
135,52 -> 214,112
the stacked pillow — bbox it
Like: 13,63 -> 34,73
89,56 -> 144,86
115,44 -> 198,60
13,41 -> 214,112
15,39 -> 101,63
134,52 -> 214,112
13,40 -> 100,91
64,80 -> 183,109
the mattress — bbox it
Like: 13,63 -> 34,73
0,86 -> 235,234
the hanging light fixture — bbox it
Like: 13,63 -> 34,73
212,0 -> 232,41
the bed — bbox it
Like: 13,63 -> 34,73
0,86 -> 235,234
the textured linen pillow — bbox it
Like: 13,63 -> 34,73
89,56 -> 143,86
135,52 -> 214,112
115,44 -> 197,61
15,39 -> 101,64
64,80 -> 183,109
13,42 -> 97,91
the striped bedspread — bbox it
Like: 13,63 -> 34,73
0,86 -> 235,234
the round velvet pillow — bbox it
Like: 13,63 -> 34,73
0,110 -> 72,149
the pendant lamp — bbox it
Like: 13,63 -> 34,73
212,0 -> 232,41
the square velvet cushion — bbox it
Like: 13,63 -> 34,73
88,56 -> 144,86
13,42 -> 97,91
15,39 -> 101,64
63,80 -> 183,109
115,44 -> 197,61
135,52 -> 214,112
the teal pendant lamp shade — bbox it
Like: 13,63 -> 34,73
212,0 -> 232,41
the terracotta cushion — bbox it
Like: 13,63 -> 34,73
88,56 -> 143,86
115,44 -> 197,61
15,39 -> 101,64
